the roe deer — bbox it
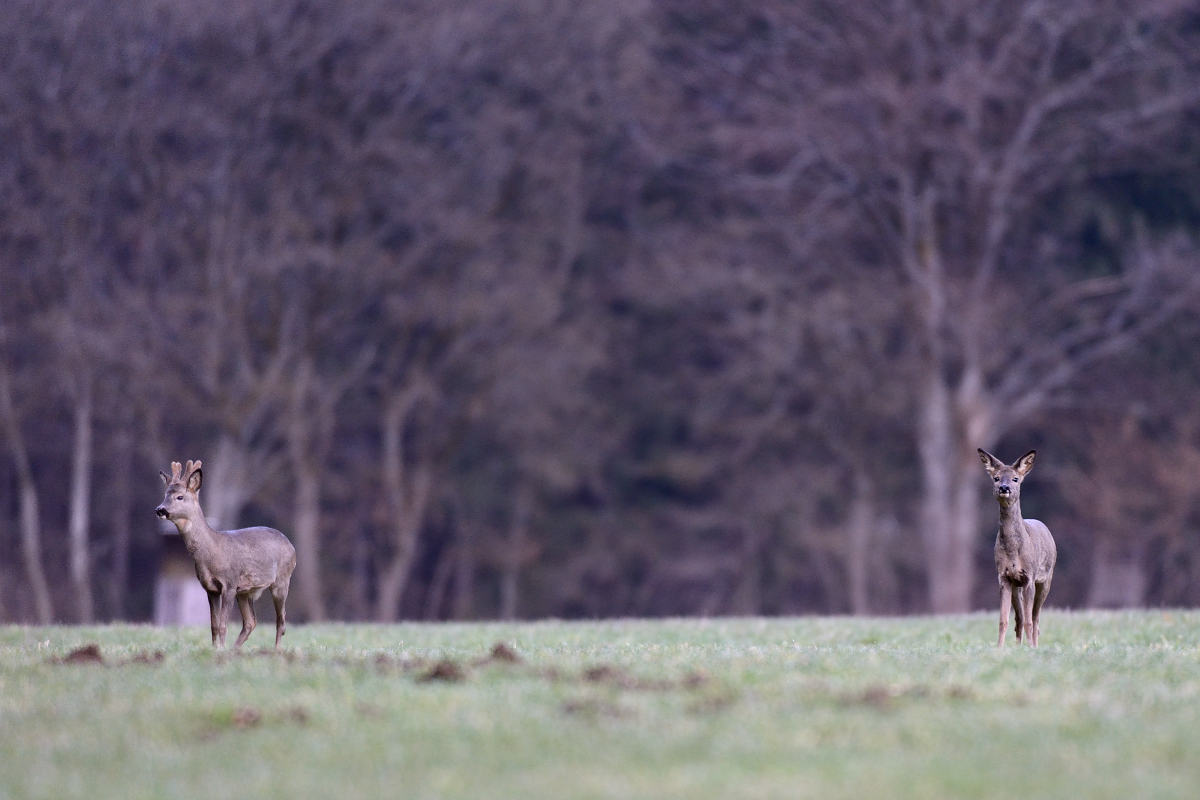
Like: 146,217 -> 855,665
155,460 -> 296,649
978,449 -> 1056,647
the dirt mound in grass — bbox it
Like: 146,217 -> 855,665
419,658 -> 467,682
232,707 -> 262,728
488,642 -> 522,663
58,644 -> 104,664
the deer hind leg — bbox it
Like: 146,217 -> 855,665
1011,584 -> 1029,645
271,578 -> 290,650
998,582 -> 1012,647
1020,584 -> 1036,647
217,589 -> 233,648
207,591 -> 221,647
1031,578 -> 1051,647
234,593 -> 257,648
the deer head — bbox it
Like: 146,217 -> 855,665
978,449 -> 1035,507
155,459 -> 204,522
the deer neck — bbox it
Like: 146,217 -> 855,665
170,513 -> 222,563
995,497 -> 1026,540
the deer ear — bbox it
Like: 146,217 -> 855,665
1013,450 -> 1036,477
978,449 -> 1004,475
186,464 -> 203,493
160,470 -> 171,486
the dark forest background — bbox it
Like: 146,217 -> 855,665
4,0 -> 1200,624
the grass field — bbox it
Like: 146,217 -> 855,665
1,611 -> 1198,800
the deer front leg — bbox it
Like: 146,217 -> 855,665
998,582 -> 1012,647
207,590 -> 221,647
234,593 -> 257,648
1011,588 -> 1024,643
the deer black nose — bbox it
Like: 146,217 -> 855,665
155,506 -> 168,518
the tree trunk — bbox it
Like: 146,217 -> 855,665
375,463 -> 432,621
375,385 -> 435,622
351,530 -> 372,621
947,455 -> 983,610
906,184 -> 979,613
285,353 -> 373,622
729,529 -> 765,615
68,378 -> 94,623
423,544 -> 456,620
1088,537 -> 1146,608
0,364 -> 52,623
919,372 -> 958,612
498,560 -> 519,621
452,532 -> 476,621
919,366 -> 993,614
291,462 -> 327,621
286,363 -> 327,622
847,471 -> 874,615
106,420 -> 133,619
18,481 -> 52,624
203,435 -> 255,530
499,487 -> 533,621
919,373 -> 985,613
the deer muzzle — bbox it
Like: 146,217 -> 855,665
155,506 -> 169,519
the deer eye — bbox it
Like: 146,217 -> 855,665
176,495 -> 184,500
993,476 -> 999,481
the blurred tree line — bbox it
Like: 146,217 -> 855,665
3,0 -> 1200,623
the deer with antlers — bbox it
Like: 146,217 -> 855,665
155,460 -> 296,649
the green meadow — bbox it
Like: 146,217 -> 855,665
1,611 -> 1198,799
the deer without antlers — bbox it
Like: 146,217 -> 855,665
978,449 -> 1057,647
155,460 -> 297,649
